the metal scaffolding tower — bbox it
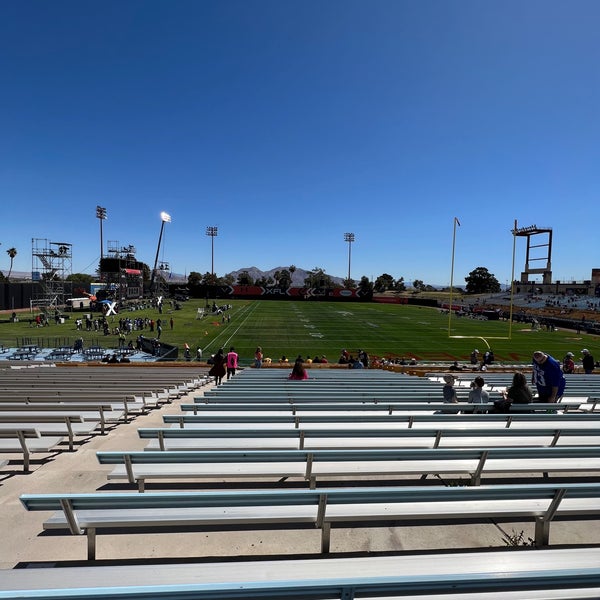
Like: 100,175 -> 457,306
154,260 -> 170,298
102,241 -> 142,302
31,238 -> 72,312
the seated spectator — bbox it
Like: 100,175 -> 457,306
468,376 -> 489,413
448,361 -> 463,371
288,360 -> 309,380
503,372 -> 534,404
442,375 -> 458,403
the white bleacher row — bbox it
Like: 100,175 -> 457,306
0,366 -> 211,471
7,366 -> 600,598
1,547 -> 599,599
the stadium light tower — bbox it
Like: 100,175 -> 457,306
206,226 -> 218,282
150,211 -> 171,296
96,206 -> 107,259
344,232 -> 355,282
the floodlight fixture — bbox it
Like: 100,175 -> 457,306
206,226 -> 218,280
344,232 -> 355,283
150,211 -> 172,296
96,206 -> 107,260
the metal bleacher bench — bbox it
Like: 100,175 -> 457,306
138,425 -> 600,451
0,428 -> 65,471
0,403 -> 121,435
0,414 -> 99,451
166,410 -> 600,428
191,395 -> 588,412
97,446 -> 600,491
1,547 -> 600,599
19,482 -> 600,560
2,547 -> 600,599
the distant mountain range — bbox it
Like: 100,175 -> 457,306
224,266 -> 344,286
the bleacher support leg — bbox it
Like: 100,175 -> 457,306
321,522 -> 331,553
534,517 -> 550,547
87,528 -> 97,560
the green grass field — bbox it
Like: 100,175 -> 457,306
2,299 -> 597,366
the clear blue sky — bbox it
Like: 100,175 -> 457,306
1,0 -> 599,287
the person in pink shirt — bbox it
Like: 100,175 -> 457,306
288,360 -> 309,380
226,346 -> 238,379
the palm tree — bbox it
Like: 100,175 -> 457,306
6,247 -> 17,282
289,265 -> 296,285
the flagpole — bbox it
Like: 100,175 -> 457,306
509,219 -> 517,339
448,217 -> 460,336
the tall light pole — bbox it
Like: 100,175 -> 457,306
96,206 -> 107,260
344,232 -> 355,283
150,211 -> 171,296
206,226 -> 218,282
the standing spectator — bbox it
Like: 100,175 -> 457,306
470,349 -> 479,365
170,317 -> 174,330
226,346 -> 238,379
581,349 -> 595,374
209,348 -> 226,385
531,351 -> 566,403
254,346 -> 263,369
468,376 -> 489,413
358,349 -> 369,368
562,352 -> 575,374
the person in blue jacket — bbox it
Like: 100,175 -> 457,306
531,350 -> 566,403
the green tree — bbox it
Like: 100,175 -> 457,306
6,247 -> 17,282
465,267 -> 501,294
358,275 -> 373,296
237,271 -> 254,285
278,269 -> 291,289
374,273 -> 395,293
201,272 -> 217,285
342,277 -> 355,288
304,267 -> 332,289
188,272 -> 203,286
412,279 -> 426,292
394,277 -> 406,292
